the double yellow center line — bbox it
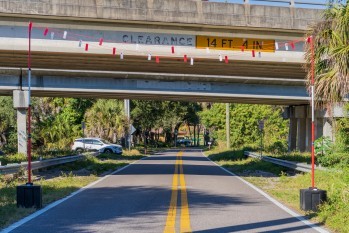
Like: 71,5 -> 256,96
164,151 -> 192,233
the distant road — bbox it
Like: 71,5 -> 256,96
4,149 -> 327,233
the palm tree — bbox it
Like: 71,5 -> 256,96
84,99 -> 126,142
305,2 -> 348,107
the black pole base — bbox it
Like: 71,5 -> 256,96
300,187 -> 327,212
17,183 -> 42,209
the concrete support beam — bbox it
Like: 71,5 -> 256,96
285,104 -> 347,152
297,117 -> 306,152
305,117 -> 312,151
0,73 -> 309,106
226,103 -> 230,149
316,118 -> 324,139
295,106 -> 307,152
323,118 -> 334,141
288,118 -> 297,151
288,106 -> 297,152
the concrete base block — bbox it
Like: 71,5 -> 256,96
300,188 -> 327,212
17,183 -> 42,209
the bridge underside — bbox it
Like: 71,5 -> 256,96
0,50 -> 306,80
0,50 -> 309,105
1,68 -> 308,105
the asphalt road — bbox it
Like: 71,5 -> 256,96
6,149 -> 326,233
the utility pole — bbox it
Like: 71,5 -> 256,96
226,103 -> 230,149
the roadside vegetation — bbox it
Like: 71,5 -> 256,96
206,148 -> 349,233
0,151 -> 145,229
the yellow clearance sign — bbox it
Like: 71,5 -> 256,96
196,36 -> 275,52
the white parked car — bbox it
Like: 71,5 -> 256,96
72,138 -> 122,155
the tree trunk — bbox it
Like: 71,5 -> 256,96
186,123 -> 192,139
0,133 -> 7,146
193,125 -> 196,147
197,124 -> 201,146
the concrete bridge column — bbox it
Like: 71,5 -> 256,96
297,118 -> 307,151
295,106 -> 307,152
284,105 -> 346,152
323,118 -> 334,141
287,106 -> 297,152
305,117 -> 312,151
316,117 -> 324,140
13,90 -> 28,154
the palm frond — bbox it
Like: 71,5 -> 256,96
305,2 -> 349,108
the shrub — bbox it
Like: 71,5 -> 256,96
317,152 -> 349,167
0,153 -> 36,165
314,136 -> 333,156
266,141 -> 288,155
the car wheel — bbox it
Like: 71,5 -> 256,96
104,149 -> 113,154
76,148 -> 84,154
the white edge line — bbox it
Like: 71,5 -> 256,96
1,156 -> 149,233
200,149 -> 329,233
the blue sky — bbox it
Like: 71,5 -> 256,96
208,0 -> 346,8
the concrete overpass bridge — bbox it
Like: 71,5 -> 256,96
0,0 -> 339,153
0,0 -> 322,104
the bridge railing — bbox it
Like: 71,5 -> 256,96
205,0 -> 342,8
0,0 -> 322,28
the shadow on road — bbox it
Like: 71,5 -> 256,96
194,217 -> 316,233
10,185 -> 256,233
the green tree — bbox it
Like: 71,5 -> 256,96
132,100 -> 163,132
32,97 -> 94,149
131,100 -> 202,145
0,97 -> 16,148
335,103 -> 349,151
200,103 -> 289,150
84,99 -> 126,142
305,2 -> 348,105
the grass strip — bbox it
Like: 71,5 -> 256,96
206,149 -> 349,233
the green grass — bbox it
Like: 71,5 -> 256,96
205,148 -> 349,233
0,153 -> 145,230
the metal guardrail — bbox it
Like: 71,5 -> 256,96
244,151 -> 325,173
0,155 -> 85,175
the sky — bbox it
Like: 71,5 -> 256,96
208,0 -> 346,9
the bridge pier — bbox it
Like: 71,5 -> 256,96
287,105 -> 317,152
13,90 -> 28,155
288,115 -> 297,151
286,105 -> 346,152
305,118 -> 312,151
295,106 -> 307,152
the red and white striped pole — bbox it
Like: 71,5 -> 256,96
309,35 -> 315,188
27,21 -> 33,184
